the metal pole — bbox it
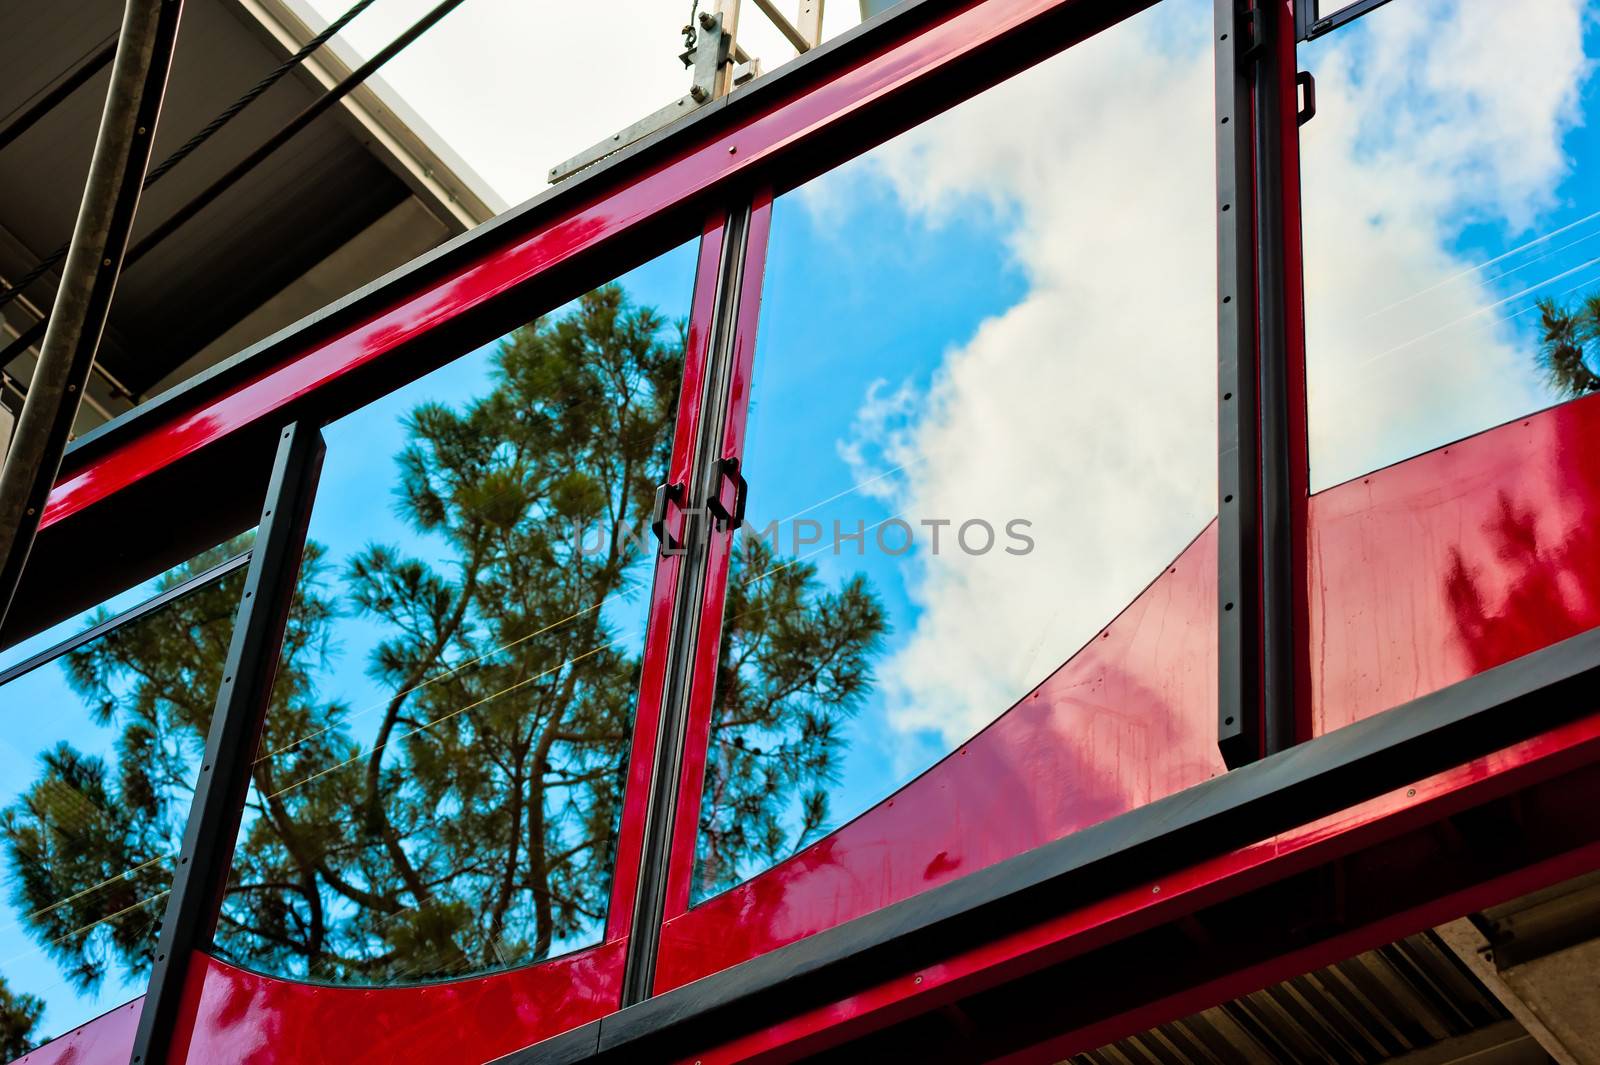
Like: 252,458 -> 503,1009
0,0 -> 185,632
1215,0 -> 1263,768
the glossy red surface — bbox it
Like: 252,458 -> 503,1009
656,524 -> 1223,991
656,393 -> 1600,994
1311,396 -> 1600,734
5,998 -> 141,1065
660,192 -> 773,927
1276,0 -> 1314,743
166,945 -> 622,1065
40,0 -> 1132,535
605,217 -> 726,943
676,713 -> 1600,1063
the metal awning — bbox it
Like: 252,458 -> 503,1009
0,0 -> 502,436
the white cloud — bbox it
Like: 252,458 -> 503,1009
1300,0 -> 1593,488
828,0 -> 1219,746
826,0 -> 1595,747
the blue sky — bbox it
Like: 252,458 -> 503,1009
0,582 -> 223,1044
5,0 -> 1600,1037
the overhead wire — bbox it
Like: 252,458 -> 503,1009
0,0 -> 384,318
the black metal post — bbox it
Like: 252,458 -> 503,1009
128,421 -> 324,1065
0,0 -> 184,634
1217,0 -> 1296,766
1251,0 -> 1296,759
1216,0 -> 1263,767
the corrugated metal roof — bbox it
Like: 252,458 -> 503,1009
1073,932 -> 1551,1065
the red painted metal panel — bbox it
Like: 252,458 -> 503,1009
4,998 -> 141,1065
675,714 -> 1600,1063
655,392 -> 1600,995
606,215 -> 731,943
656,524 -> 1223,991
1311,394 -> 1600,734
166,945 -> 622,1065
39,0 -> 1140,535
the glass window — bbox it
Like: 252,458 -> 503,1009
0,539 -> 254,675
212,243 -> 698,983
691,0 -> 1219,903
0,546 -> 246,1057
1301,0 -> 1600,490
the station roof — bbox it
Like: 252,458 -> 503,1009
0,0 -> 503,435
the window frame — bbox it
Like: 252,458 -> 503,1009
8,0 -> 1279,1055
16,0 -> 1597,1060
1294,0 -> 1399,41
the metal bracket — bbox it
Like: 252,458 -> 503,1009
651,479 -> 688,553
1296,70 -> 1316,126
548,11 -> 734,184
708,456 -> 748,529
688,11 -> 734,102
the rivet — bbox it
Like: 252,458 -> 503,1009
1406,788 -> 1416,797
1152,885 -> 1161,894
728,145 -> 737,154
914,975 -> 923,984
102,257 -> 112,266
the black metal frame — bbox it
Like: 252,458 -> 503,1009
128,421 -> 325,1065
0,0 -> 1463,1056
1295,0 -> 1400,41
0,548 -> 250,687
1215,0 -> 1262,766
495,622 -> 1600,1063
1216,0 -> 1297,767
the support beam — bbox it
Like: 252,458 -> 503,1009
1436,920 -> 1589,1065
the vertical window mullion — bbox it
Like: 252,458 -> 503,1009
129,421 -> 324,1065
621,205 -> 756,1004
